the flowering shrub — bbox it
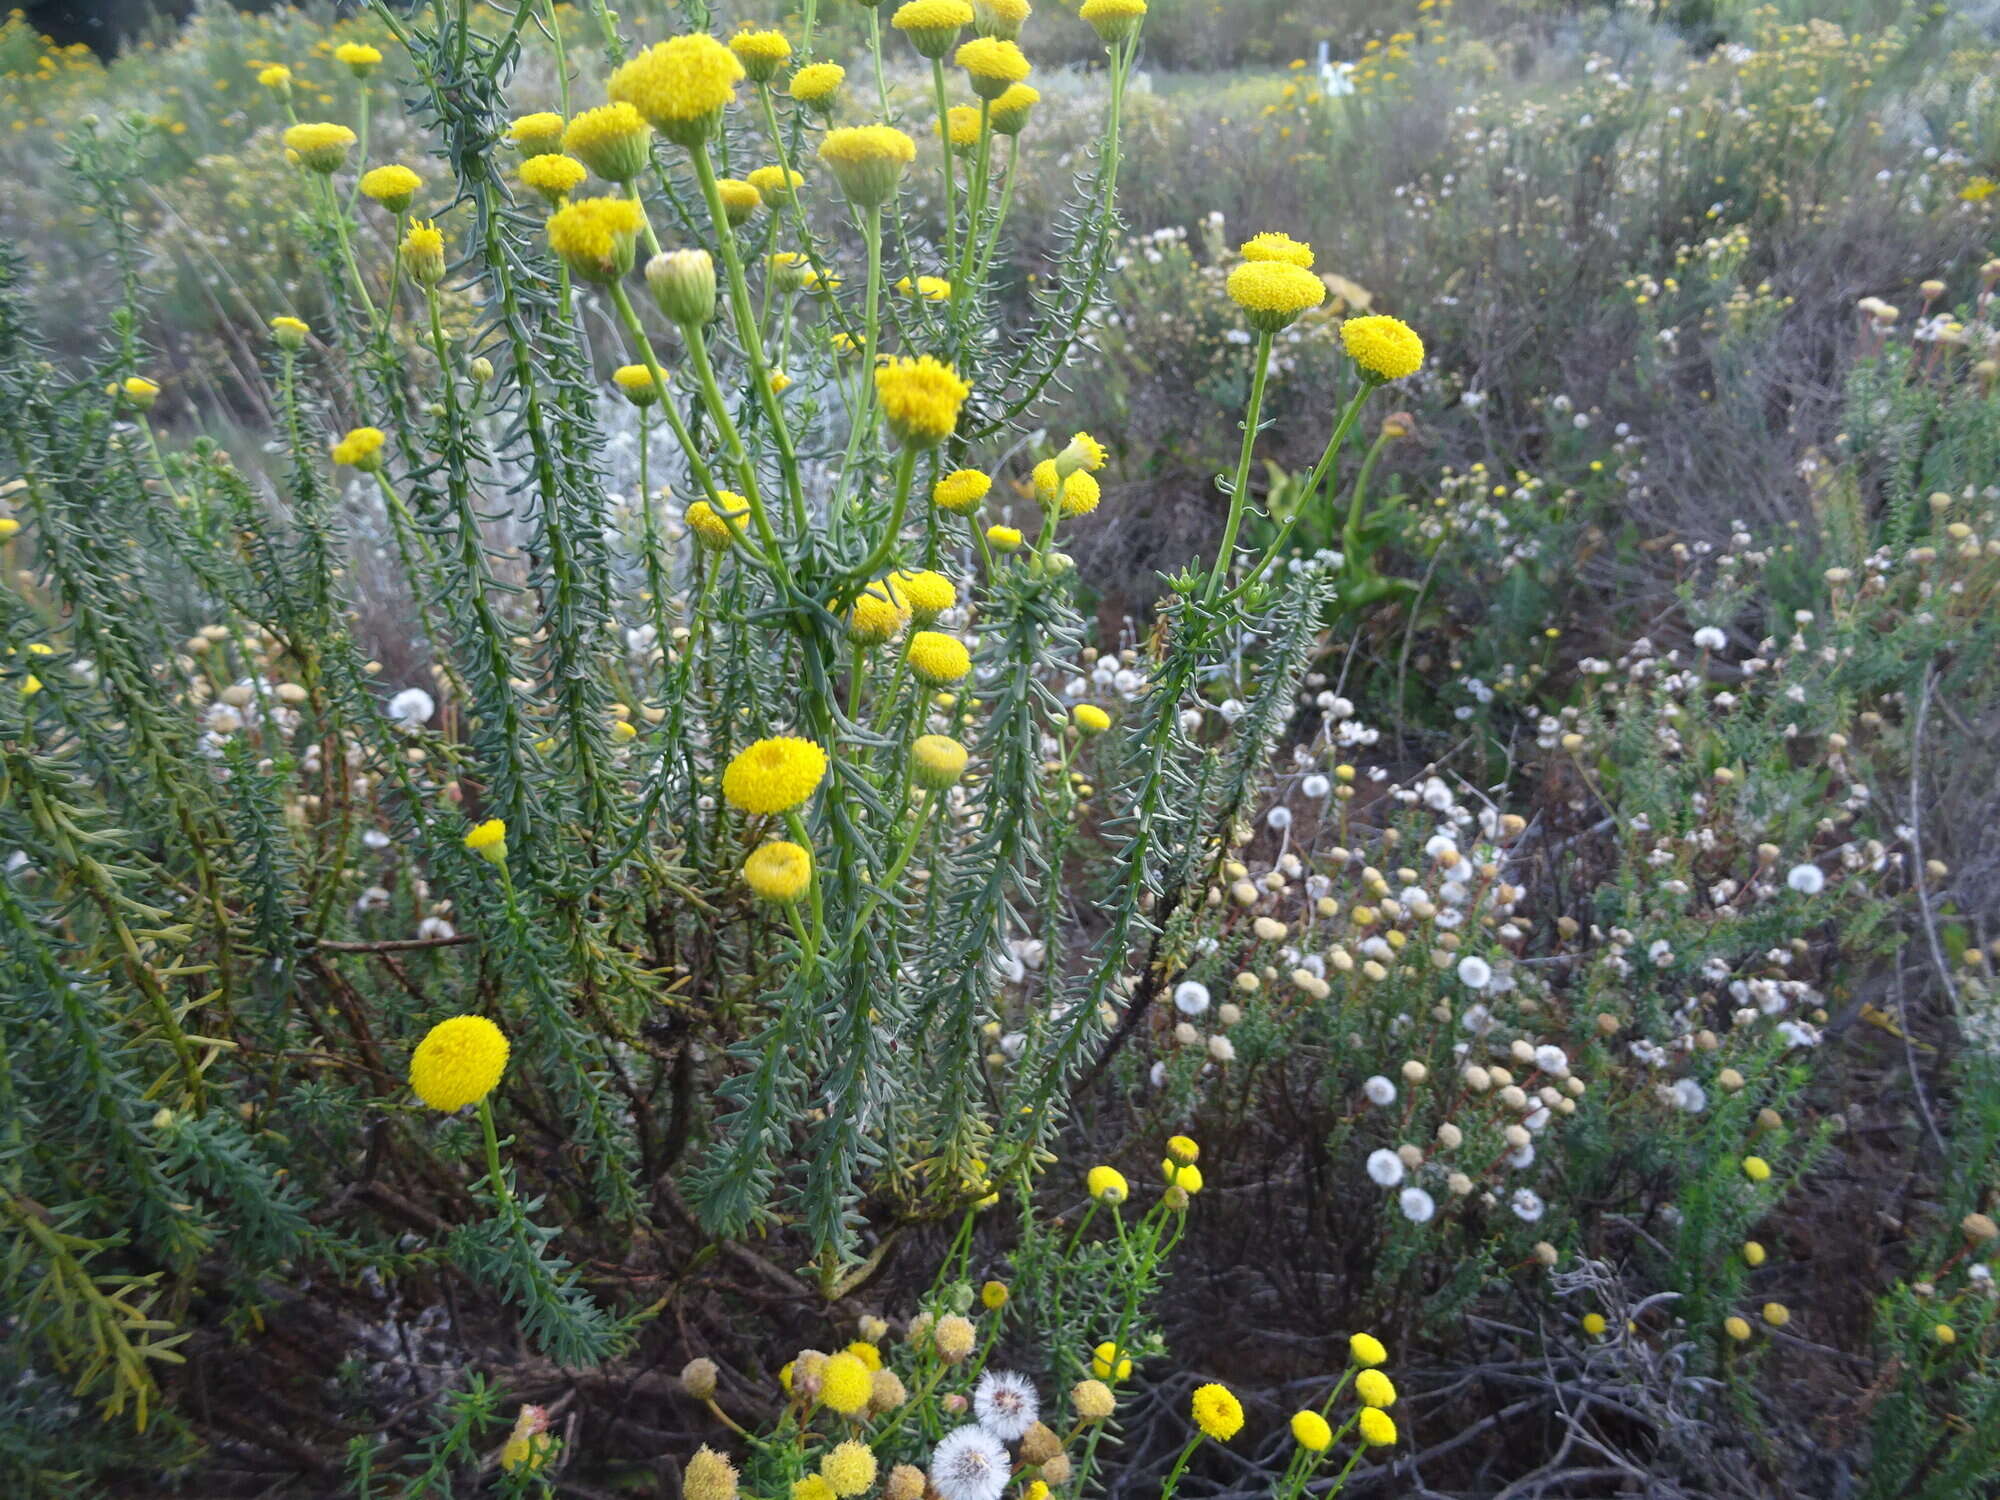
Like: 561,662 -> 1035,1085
0,0 -> 1995,1495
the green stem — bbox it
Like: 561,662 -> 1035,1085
1200,328 -> 1273,606
931,58 -> 960,273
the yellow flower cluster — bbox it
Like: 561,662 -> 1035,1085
613,363 -> 666,403
912,734 -> 969,789
1240,230 -> 1313,269
942,105 -> 983,150
283,120 -> 356,172
956,36 -> 1030,98
887,568 -> 955,623
729,28 -> 792,82
1190,1383 -> 1243,1441
545,195 -> 647,281
609,34 -> 744,145
1226,258 -> 1326,332
1078,0 -> 1147,43
723,736 -> 829,815
330,425 -> 387,470
790,61 -> 846,106
874,355 -> 969,446
686,492 -> 750,548
1340,314 -> 1425,381
334,41 -> 382,74
819,124 -> 918,206
716,176 -> 762,224
358,163 -> 421,211
906,630 -> 971,685
744,840 -> 813,901
893,0 -> 974,56
400,219 -> 446,285
520,152 -> 588,203
818,1350 -> 874,1414
564,101 -> 653,182
990,84 -> 1038,134
408,1014 -> 509,1112
934,469 -> 991,513
747,164 -> 804,201
508,111 -> 567,154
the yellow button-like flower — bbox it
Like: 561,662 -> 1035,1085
1340,314 -> 1425,381
1166,1134 -> 1198,1163
564,101 -> 653,183
818,1350 -> 873,1414
892,0 -> 974,57
1290,1410 -> 1331,1451
848,586 -> 904,645
330,425 -> 387,471
1741,1240 -> 1766,1267
335,41 -> 382,75
463,817 -> 508,863
508,111 -> 567,155
906,630 -> 971,685
723,736 -> 829,815
1724,1315 -> 1752,1342
819,124 -> 919,206
875,355 -> 970,446
687,492 -> 749,548
744,840 -> 813,902
912,734 -> 969,789
1349,1331 -> 1387,1366
980,1280 -> 1008,1309
1357,1407 -> 1398,1447
747,163 -> 805,202
1239,230 -> 1314,269
789,61 -> 846,109
408,1014 -> 509,1112
729,28 -> 793,83
613,363 -> 667,405
1581,1313 -> 1607,1338
1226,259 -> 1326,332
520,152 -> 588,204
934,469 -> 991,513
1086,1164 -> 1128,1202
1058,469 -> 1100,517
257,63 -> 292,90
400,218 -> 447,286
986,524 -> 1023,551
610,34 -> 745,147
989,83 -> 1039,135
1078,0 -> 1147,43
887,568 -> 955,624
716,176 -> 763,224
941,104 -> 983,151
359,163 -> 421,212
269,315 -> 310,349
1742,1155 -> 1772,1183
1161,1159 -> 1203,1193
820,1440 -> 876,1498
955,36 -> 1030,99
283,121 -> 357,173
974,0 -> 1031,41
1091,1342 -> 1132,1380
545,195 -> 647,282
1190,1383 -> 1243,1442
1073,1379 -> 1115,1421
1761,1302 -> 1789,1327
1073,703 -> 1111,734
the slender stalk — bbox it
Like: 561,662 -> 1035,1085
1200,329 -> 1273,605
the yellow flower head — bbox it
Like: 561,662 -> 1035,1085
942,105 -> 983,151
906,630 -> 972,685
849,585 -> 905,646
400,218 -> 447,285
989,83 -> 1039,134
723,736 -> 829,815
1166,1134 -> 1199,1164
1240,231 -> 1314,269
980,1279 -> 1009,1309
875,355 -> 970,446
564,101 -> 653,182
987,524 -> 1023,551
118,376 -> 161,410
1078,0 -> 1147,43
686,492 -> 749,548
745,840 -> 813,902
912,734 -> 969,789
819,124 -> 919,206
818,1350 -> 873,1415
1724,1315 -> 1752,1342
463,817 -> 509,862
716,176 -> 763,225
408,1014 -> 509,1112
974,0 -> 1032,41
794,1477 -> 835,1500
257,63 -> 292,90
1357,1408 -> 1397,1447
748,163 -> 805,202
1086,1164 -> 1128,1202
610,34 -> 744,146
330,425 -> 387,470
1349,1331 -> 1387,1366
1059,469 -> 1100,517
545,195 -> 647,282
335,41 -> 382,75
820,1441 -> 877,1498
1160,1159 -> 1203,1193
1742,1155 -> 1772,1183
934,468 -> 991,513
887,568 -> 956,624
1290,1410 -> 1331,1451
1355,1369 -> 1397,1407
685,1447 -> 738,1500
1761,1301 -> 1790,1327
892,0 -> 975,56
613,363 -> 667,404
359,163 -> 422,212
1057,430 -> 1108,474
283,121 -> 357,173
955,36 -> 1031,99
730,28 -> 793,82
508,111 -> 568,155
1191,1384 -> 1243,1442
789,61 -> 847,108
1581,1313 -> 1607,1338
1073,703 -> 1111,734
1741,1240 -> 1766,1267
901,274 -> 954,301
1340,314 -> 1424,382
1226,259 -> 1326,332
1090,1342 -> 1133,1380
520,152 -> 588,204
269,315 -> 310,349
1073,1379 -> 1116,1421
